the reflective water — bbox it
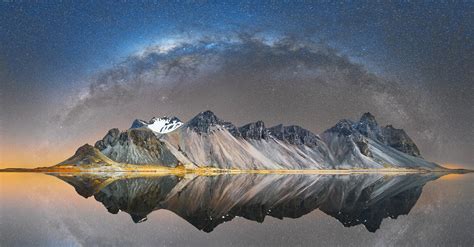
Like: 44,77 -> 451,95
1,172 -> 473,246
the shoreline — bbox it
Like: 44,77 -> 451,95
0,166 -> 471,175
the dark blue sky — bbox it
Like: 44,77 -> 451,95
0,1 -> 473,167
3,2 -> 471,86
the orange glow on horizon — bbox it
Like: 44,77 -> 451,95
0,128 -> 112,169
0,146 -> 77,169
442,163 -> 471,169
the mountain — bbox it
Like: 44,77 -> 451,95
162,111 -> 333,169
163,112 -> 278,170
321,112 -> 439,169
93,128 -> 189,167
355,112 -> 421,157
58,144 -> 117,166
184,110 -> 241,136
59,110 -> 444,170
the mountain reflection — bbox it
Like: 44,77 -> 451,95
49,172 -> 442,232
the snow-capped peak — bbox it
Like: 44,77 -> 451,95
130,116 -> 183,133
148,116 -> 183,133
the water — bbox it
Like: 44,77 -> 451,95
1,172 -> 473,246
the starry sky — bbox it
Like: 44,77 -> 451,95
0,2 -> 473,168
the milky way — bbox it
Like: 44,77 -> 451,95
0,2 -> 472,167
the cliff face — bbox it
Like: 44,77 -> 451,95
239,121 -> 269,140
355,112 -> 422,157
382,125 -> 421,157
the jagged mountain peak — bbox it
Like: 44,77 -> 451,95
188,110 -> 221,125
381,125 -> 422,157
360,112 -> 378,124
95,128 -> 120,150
185,110 -> 240,136
268,124 -> 322,147
247,120 -> 265,127
356,112 -> 383,142
74,144 -> 96,155
324,119 -> 357,136
239,121 -> 269,140
322,113 -> 425,160
131,119 -> 147,129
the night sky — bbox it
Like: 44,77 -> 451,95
0,2 -> 473,168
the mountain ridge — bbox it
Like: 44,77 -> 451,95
59,110 -> 444,170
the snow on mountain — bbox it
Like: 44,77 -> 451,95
130,116 -> 183,134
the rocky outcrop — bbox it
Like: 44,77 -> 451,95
238,121 -> 269,140
130,119 -> 147,129
353,112 -> 422,157
382,125 -> 421,157
94,128 -> 179,166
322,120 -> 370,155
184,110 -> 240,137
94,128 -> 120,150
354,136 -> 373,157
268,124 -> 323,148
238,121 -> 326,149
58,144 -> 117,166
321,113 -> 439,169
321,120 -> 378,168
355,112 -> 384,142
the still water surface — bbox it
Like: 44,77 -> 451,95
1,172 -> 473,246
